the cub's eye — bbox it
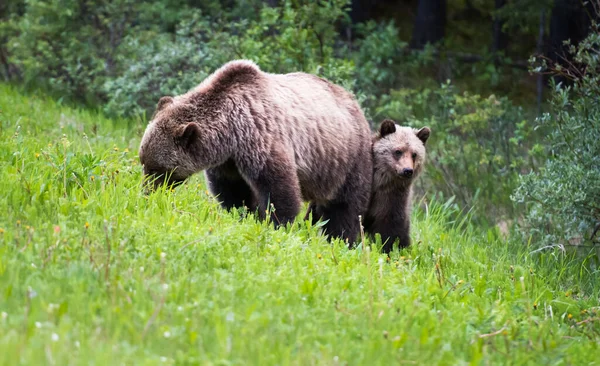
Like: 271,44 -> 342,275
394,150 -> 403,157
412,153 -> 417,159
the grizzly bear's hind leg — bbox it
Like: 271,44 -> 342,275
311,202 -> 362,244
249,147 -> 302,227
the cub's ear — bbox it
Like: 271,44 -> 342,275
416,127 -> 431,145
177,122 -> 201,148
156,96 -> 174,112
379,119 -> 397,137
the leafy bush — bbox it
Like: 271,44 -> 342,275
4,0 -> 145,104
351,21 -> 408,105
0,0 -> 24,80
103,11 -> 228,117
103,0 -> 355,117
2,0 -> 228,106
512,25 -> 600,247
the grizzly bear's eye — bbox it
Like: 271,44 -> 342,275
394,150 -> 403,158
412,153 -> 417,160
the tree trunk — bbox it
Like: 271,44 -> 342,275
410,0 -> 447,49
492,0 -> 508,54
536,9 -> 546,115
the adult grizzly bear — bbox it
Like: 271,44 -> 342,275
364,119 -> 430,253
139,60 -> 373,243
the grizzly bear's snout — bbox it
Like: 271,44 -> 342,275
401,168 -> 414,178
142,169 -> 186,193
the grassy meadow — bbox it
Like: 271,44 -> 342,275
0,83 -> 599,365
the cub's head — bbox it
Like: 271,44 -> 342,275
372,119 -> 430,188
139,96 -> 202,190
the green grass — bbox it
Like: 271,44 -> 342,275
0,84 -> 598,365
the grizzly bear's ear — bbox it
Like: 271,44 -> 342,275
156,96 -> 174,112
177,122 -> 201,148
416,127 -> 431,145
379,119 -> 396,137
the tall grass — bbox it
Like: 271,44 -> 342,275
0,84 -> 598,364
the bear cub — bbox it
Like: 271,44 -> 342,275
363,119 -> 430,253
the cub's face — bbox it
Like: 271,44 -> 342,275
139,96 -> 201,190
372,119 -> 430,187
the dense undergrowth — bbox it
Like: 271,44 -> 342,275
1,84 -> 599,364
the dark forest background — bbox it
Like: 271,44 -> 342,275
1,0 -> 599,249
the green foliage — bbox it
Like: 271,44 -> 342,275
0,0 -> 22,79
351,21 -> 412,114
375,81 -> 538,219
229,0 -> 350,74
494,0 -> 553,34
4,0 -> 143,104
512,26 -> 600,247
1,84 -> 599,364
104,0 -> 355,117
1,0 -> 230,106
103,10 -> 226,117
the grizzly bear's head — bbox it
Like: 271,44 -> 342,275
372,119 -> 430,189
139,96 -> 205,190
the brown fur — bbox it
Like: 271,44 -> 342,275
364,119 -> 430,253
139,60 -> 373,243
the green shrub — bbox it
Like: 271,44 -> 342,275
4,0 -> 144,104
512,25 -> 600,247
0,0 -> 24,80
351,21 -> 408,104
103,10 -> 228,117
104,0 -> 355,117
2,0 -> 227,105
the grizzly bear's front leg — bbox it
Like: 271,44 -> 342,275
306,155 -> 372,245
205,159 -> 257,211
309,202 -> 362,244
